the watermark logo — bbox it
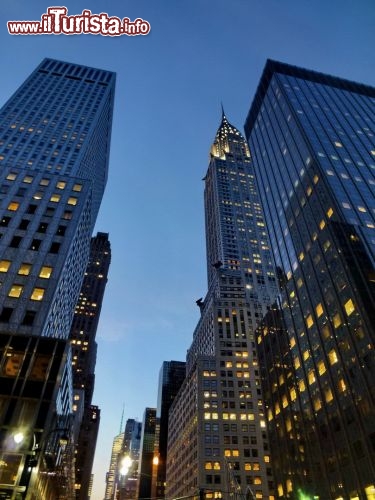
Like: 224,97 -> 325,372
7,6 -> 151,36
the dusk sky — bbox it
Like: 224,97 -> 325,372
1,1 -> 374,499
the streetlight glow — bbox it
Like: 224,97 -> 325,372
13,432 -> 24,444
119,455 -> 133,476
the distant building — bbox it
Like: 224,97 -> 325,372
245,60 -> 375,499
152,361 -> 186,499
137,408 -> 157,500
104,432 -> 124,500
118,419 -> 142,500
71,232 -> 111,500
167,112 -> 279,499
0,58 -> 115,499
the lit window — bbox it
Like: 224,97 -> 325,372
298,380 -> 305,392
342,202 -> 351,209
317,360 -> 326,375
23,176 -> 33,183
205,462 -> 212,470
313,398 -> 322,411
334,141 -> 343,148
316,303 -> 323,317
73,184 -> 82,192
325,388 -> 333,402
322,325 -> 330,340
56,181 -> 66,190
290,388 -> 297,401
39,266 -> 52,279
303,350 -> 310,361
328,349 -> 338,365
294,357 -> 300,369
8,285 -> 23,298
344,299 -> 355,316
67,197 -> 77,206
40,179 -> 50,186
313,175 -> 319,184
306,315 -> 314,329
308,370 -> 316,385
50,194 -> 61,203
358,206 -> 367,213
18,263 -> 32,276
327,208 -> 333,218
6,173 -> 17,181
31,288 -> 45,301
333,313 -> 342,328
338,379 -> 346,393
319,220 -> 326,230
0,260 -> 11,272
7,202 -> 19,211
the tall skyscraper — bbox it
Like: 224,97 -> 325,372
71,232 -> 111,500
167,112 -> 279,500
104,431 -> 125,500
0,58 -> 115,499
118,419 -> 142,500
137,408 -> 157,500
244,60 -> 375,499
152,361 -> 186,499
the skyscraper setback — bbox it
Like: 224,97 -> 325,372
0,58 -> 114,499
245,60 -> 375,499
167,112 -> 278,499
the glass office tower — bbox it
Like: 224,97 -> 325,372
245,60 -> 375,500
167,113 -> 279,500
0,59 -> 115,499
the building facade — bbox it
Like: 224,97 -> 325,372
245,60 -> 375,499
104,432 -> 124,500
167,113 -> 279,500
0,58 -> 115,499
71,232 -> 111,500
137,408 -> 157,500
152,361 -> 186,499
118,419 -> 142,500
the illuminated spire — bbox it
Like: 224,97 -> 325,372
119,404 -> 125,433
210,108 -> 250,159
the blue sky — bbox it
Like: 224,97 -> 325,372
0,1 -> 374,498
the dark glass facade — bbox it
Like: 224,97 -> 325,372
137,408 -> 157,500
153,361 -> 186,499
245,60 -> 375,499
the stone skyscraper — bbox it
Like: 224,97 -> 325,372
245,60 -> 375,500
71,232 -> 111,500
0,58 -> 115,499
167,112 -> 278,500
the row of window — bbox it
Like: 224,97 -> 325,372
0,260 -> 52,278
5,172 -> 82,192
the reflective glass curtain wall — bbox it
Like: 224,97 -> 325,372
245,60 -> 375,500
